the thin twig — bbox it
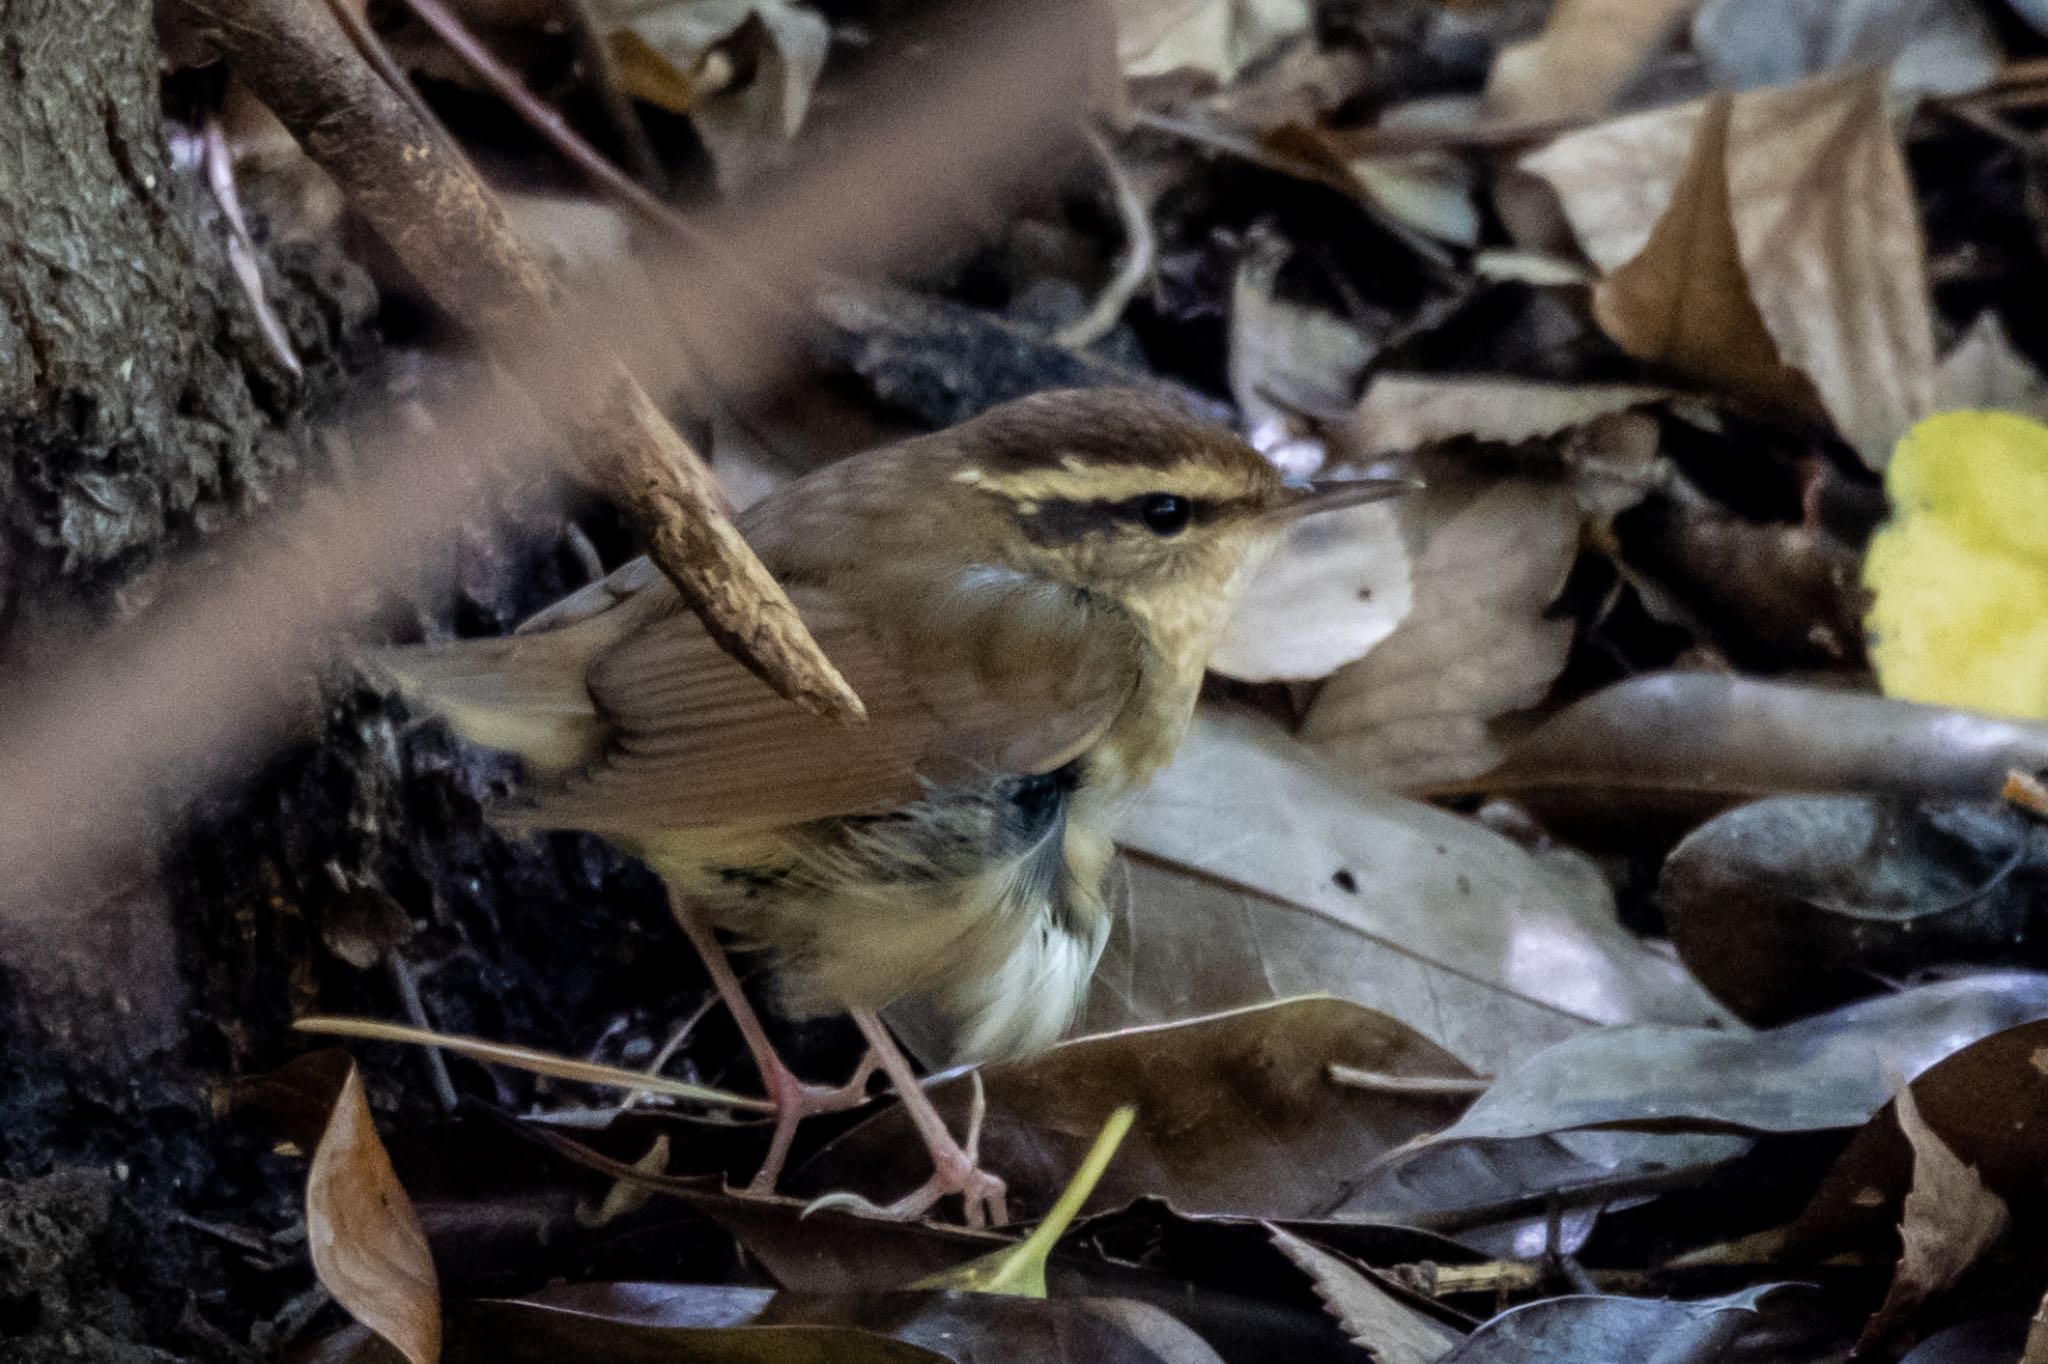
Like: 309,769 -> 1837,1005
294,1015 -> 776,1111
320,0 -> 471,176
1935,98 -> 2048,162
395,0 -> 768,302
612,987 -> 725,1115
561,0 -> 666,192
2006,768 -> 2048,821
383,953 -> 459,1112
1055,124 -> 1156,350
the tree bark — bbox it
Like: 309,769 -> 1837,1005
0,4 -> 369,1359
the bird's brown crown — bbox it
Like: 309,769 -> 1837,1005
937,388 -> 1287,558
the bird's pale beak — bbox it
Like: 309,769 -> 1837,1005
1250,477 -> 1421,528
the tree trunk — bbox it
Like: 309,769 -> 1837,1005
0,3 -> 370,1359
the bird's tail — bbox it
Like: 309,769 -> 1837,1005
364,627 -> 607,773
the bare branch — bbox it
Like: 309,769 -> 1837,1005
180,0 -> 864,721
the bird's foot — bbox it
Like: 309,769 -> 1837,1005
804,1072 -> 1009,1227
741,1048 -> 882,1198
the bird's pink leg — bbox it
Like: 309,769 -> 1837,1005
844,1006 -> 1008,1228
668,891 -> 878,1195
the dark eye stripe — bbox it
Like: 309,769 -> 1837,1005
1009,495 -> 1235,546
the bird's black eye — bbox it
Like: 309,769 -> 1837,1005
1136,493 -> 1192,536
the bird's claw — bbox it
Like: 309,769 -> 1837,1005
798,1071 -> 1008,1227
801,1162 -> 1009,1227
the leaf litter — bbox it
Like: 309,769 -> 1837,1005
166,0 -> 2048,1361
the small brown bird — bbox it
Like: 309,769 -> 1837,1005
376,387 -> 1406,1224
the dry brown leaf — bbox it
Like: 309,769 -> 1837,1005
1691,0 -> 2000,100
1584,95 -> 1821,429
1935,312 -> 2048,421
1270,1228 -> 1464,1363
1860,1083 -> 2013,1348
1525,71 -> 1936,467
308,1066 -> 441,1364
1485,0 -> 1706,122
1301,482 -> 1578,790
1210,501 -> 1413,682
1110,0 -> 1312,84
1349,375 -> 1671,458
801,996 -> 1485,1221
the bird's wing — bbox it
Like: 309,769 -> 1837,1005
511,572 -> 1138,836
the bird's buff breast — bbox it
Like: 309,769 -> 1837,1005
637,775 -> 1118,1063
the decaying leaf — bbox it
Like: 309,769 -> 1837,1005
597,0 -> 829,192
1118,708 -> 1729,1030
1860,1082 -> 2012,1348
309,1065 -> 442,1364
1270,1227 -> 1464,1363
1580,94 -> 1820,427
450,1289 -> 1049,1363
1349,151 -> 1481,249
1348,375 -> 1671,460
1258,111 -> 1481,249
1301,481 -> 1578,789
1524,71 -> 1936,466
1790,1018 -> 2048,1260
1440,1285 -> 1794,1363
1109,0 -> 1312,85
1459,672 -> 2048,833
1413,973 -> 2048,1149
1934,313 -> 2048,421
691,1190 -> 1366,1355
1350,1126 -> 1753,1257
1210,501 -> 1413,682
1659,796 -> 2045,1023
798,996 -> 1485,1220
1484,0 -> 1706,122
1691,0 -> 2001,100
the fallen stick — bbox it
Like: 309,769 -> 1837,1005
176,0 -> 864,722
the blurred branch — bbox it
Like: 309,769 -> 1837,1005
393,0 -> 754,269
178,0 -> 864,722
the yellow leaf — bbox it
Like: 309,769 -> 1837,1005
911,1106 -> 1136,1298
1865,411 -> 2048,719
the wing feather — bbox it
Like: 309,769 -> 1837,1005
508,568 -> 1138,836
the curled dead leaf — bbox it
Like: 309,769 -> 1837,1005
1859,1082 -> 2012,1348
1524,71 -> 1936,466
308,1065 -> 441,1364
